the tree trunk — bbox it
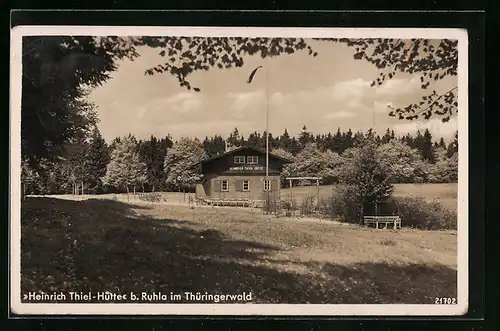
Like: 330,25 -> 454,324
152,184 -> 155,193
360,202 -> 364,225
126,185 -> 130,202
22,182 -> 26,200
81,181 -> 84,196
133,185 -> 136,196
142,184 -> 144,194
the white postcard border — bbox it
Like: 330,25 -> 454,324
10,25 -> 469,316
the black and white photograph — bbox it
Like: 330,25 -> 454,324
10,26 -> 468,315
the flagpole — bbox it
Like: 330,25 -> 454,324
246,65 -> 269,197
265,67 -> 269,184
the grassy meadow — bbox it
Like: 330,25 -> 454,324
41,183 -> 458,212
280,183 -> 458,211
21,196 -> 457,304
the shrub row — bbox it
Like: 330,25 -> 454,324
390,196 -> 456,230
267,185 -> 456,230
318,185 -> 456,230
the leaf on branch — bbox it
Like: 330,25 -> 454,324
353,52 -> 364,60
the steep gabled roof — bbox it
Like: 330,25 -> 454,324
192,146 -> 293,166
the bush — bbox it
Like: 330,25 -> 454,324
263,194 -> 281,215
321,190 -> 456,230
281,194 -> 298,217
321,185 -> 361,223
387,196 -> 456,230
299,195 -> 316,217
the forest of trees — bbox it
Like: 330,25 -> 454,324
20,36 -> 459,197
21,125 -> 458,196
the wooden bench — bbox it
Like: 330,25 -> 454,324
363,216 -> 402,229
208,198 -> 251,207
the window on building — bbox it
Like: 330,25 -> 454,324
247,156 -> 259,164
243,180 -> 250,191
264,180 -> 271,191
221,180 -> 229,191
234,156 -> 245,164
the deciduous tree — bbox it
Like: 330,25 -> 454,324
164,137 -> 205,192
102,134 -> 147,194
22,36 -> 139,166
287,143 -> 344,185
339,140 -> 394,217
376,140 -> 427,183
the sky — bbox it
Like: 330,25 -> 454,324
87,38 -> 458,143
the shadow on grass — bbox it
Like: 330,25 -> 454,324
20,198 -> 457,304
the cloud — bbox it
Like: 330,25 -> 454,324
165,92 -> 202,113
325,110 -> 356,119
375,76 -> 421,96
392,117 -> 458,141
269,92 -> 284,106
329,76 -> 421,102
146,92 -> 203,114
331,78 -> 371,101
227,90 -> 265,112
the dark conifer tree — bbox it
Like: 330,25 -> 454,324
421,129 -> 436,163
332,128 -> 343,153
439,137 -> 447,150
84,127 -> 110,193
278,128 -> 292,151
446,131 -> 459,157
381,128 -> 392,144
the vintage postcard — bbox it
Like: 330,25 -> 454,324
10,25 -> 468,316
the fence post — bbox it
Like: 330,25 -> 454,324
316,178 -> 320,211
